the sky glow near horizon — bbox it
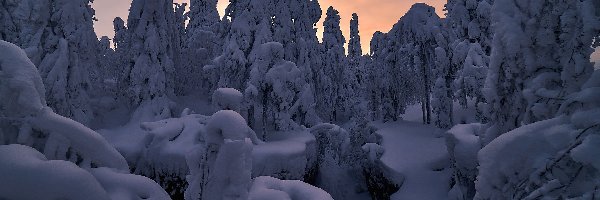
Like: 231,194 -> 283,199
93,0 -> 446,54
93,0 -> 600,61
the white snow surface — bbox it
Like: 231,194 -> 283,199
0,144 -> 110,200
375,121 -> 452,200
249,176 -> 333,200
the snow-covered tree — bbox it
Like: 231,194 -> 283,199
246,42 -> 320,138
181,0 -> 222,95
431,33 -> 454,129
367,3 -> 442,123
210,6 -> 252,91
0,0 -> 49,63
476,69 -> 600,199
321,6 -> 347,122
445,0 -> 493,122
345,13 -> 365,119
35,0 -> 100,126
483,0 -> 600,143
118,0 -> 178,105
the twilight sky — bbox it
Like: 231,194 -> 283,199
93,0 -> 599,61
92,0 -> 446,53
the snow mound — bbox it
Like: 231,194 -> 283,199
0,144 -> 109,200
249,176 -> 334,200
212,88 -> 243,112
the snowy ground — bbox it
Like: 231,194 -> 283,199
375,121 -> 451,200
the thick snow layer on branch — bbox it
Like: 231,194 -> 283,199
206,110 -> 263,145
30,108 -> 129,171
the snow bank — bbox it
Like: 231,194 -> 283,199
249,176 -> 334,200
0,144 -> 109,200
212,88 -> 243,112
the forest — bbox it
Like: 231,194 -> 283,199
1,0 -> 600,199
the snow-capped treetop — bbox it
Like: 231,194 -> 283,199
389,3 -> 441,43
187,0 -> 220,30
323,6 -> 345,49
348,13 -> 362,58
